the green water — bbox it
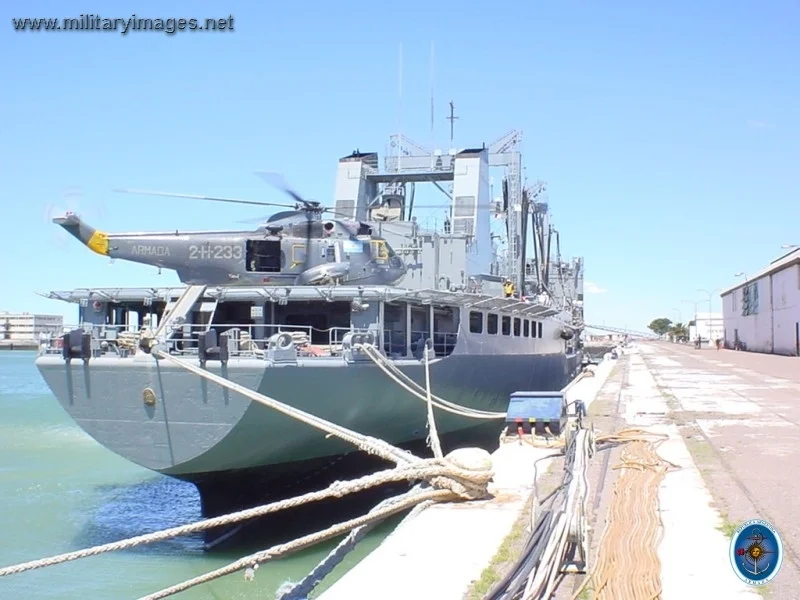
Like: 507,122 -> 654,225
0,352 -> 391,600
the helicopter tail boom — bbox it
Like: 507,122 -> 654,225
53,213 -> 109,256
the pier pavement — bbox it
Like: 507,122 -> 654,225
637,342 -> 800,600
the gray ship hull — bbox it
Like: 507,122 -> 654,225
36,350 -> 581,481
37,347 -> 581,542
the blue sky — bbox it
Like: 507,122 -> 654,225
2,0 -> 798,331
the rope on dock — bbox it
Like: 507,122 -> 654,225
572,434 -> 679,600
484,428 -> 677,600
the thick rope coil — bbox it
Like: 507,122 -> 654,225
569,434 -> 680,600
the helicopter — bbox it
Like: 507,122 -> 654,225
52,177 -> 408,288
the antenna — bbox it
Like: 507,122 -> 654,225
429,41 -> 435,149
447,101 -> 459,146
398,43 -> 403,171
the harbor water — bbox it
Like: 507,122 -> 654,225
0,351 -> 393,600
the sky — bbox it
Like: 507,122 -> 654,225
2,0 -> 799,332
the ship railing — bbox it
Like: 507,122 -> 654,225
38,323 -> 362,360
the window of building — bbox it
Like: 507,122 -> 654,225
502,316 -> 511,335
469,311 -> 483,334
537,322 -> 543,338
523,320 -> 530,337
487,313 -> 498,334
742,282 -> 759,316
513,317 -> 521,336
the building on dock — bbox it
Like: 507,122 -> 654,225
719,249 -> 800,355
687,312 -> 723,343
0,312 -> 63,348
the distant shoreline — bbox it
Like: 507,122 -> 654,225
0,341 -> 38,351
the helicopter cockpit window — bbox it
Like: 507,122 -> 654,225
369,240 -> 389,262
323,244 -> 336,262
290,245 -> 307,267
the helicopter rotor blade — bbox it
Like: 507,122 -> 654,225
114,188 -> 298,210
236,215 -> 275,224
253,171 -> 316,208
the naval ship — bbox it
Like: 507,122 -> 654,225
35,130 -> 585,536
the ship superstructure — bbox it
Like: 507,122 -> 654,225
35,130 -> 585,535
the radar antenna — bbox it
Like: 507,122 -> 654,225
447,101 -> 459,146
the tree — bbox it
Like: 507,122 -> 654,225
670,322 -> 689,342
647,317 -> 672,336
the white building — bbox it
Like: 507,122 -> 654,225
688,312 -> 723,343
0,312 -> 64,342
719,249 -> 800,356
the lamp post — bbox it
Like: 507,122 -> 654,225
697,290 -> 724,343
682,300 -> 698,338
696,289 -> 715,343
781,244 -> 798,249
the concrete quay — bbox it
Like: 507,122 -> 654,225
319,358 -> 618,600
637,342 -> 800,599
321,342 -> 799,599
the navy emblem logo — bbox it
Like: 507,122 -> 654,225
729,519 -> 783,585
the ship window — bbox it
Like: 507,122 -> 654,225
487,313 -> 498,335
513,318 -> 521,337
502,316 -> 511,336
469,311 -> 483,334
245,240 -> 282,272
523,320 -> 530,337
538,322 -> 543,338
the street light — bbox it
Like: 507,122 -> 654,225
734,271 -> 746,279
781,244 -> 798,249
672,307 -> 681,323
682,300 -> 698,341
